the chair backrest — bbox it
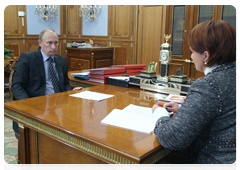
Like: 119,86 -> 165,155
9,69 -> 15,101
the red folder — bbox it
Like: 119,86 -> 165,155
89,73 -> 127,79
89,68 -> 125,75
88,73 -> 126,79
111,64 -> 146,69
88,77 -> 108,84
88,75 -> 106,79
104,73 -> 127,78
126,68 -> 145,73
127,72 -> 141,76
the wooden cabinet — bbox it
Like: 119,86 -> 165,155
221,5 -> 236,29
167,5 -> 236,79
66,47 -> 114,70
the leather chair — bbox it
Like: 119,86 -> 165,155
8,69 -> 21,164
4,57 -> 17,94
9,69 -> 14,101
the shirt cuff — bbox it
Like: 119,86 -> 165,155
153,107 -> 170,120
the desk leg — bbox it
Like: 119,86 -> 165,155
19,123 -> 30,164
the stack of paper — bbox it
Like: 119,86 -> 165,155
70,91 -> 114,101
101,104 -> 169,134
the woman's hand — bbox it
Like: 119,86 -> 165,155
164,102 -> 179,113
152,104 -> 160,113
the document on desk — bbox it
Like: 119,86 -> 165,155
101,104 -> 169,134
108,76 -> 129,81
70,91 -> 114,101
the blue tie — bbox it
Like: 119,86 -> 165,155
47,57 -> 61,93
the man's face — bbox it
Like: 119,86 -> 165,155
38,31 -> 59,57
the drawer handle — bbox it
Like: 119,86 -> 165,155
79,63 -> 82,65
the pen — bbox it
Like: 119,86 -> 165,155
158,99 -> 182,105
151,62 -> 154,72
157,101 -> 172,113
149,62 -> 154,72
154,62 -> 157,71
165,107 -> 172,113
148,63 -> 151,71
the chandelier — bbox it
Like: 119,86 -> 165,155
79,5 -> 102,21
35,5 -> 58,21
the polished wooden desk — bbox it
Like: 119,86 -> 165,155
4,84 -> 172,164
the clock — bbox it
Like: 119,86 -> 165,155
160,51 -> 168,61
157,34 -> 172,84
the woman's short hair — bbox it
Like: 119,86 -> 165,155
188,20 -> 236,67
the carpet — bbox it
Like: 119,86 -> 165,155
4,92 -> 18,164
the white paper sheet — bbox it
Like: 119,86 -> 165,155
70,91 -> 114,101
71,72 -> 89,76
101,104 -> 169,134
108,76 -> 129,81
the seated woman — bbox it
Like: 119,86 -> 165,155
152,20 -> 236,164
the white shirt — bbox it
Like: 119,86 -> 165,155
204,65 -> 218,75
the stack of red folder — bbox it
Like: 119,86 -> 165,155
111,64 -> 146,76
88,68 -> 126,84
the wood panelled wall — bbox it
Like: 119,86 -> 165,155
4,5 -> 231,79
4,5 -> 140,67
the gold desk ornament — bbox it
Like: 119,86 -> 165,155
164,34 -> 171,43
89,39 -> 94,45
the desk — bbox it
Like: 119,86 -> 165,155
4,84 -> 172,164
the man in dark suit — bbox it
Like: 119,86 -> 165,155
11,29 -> 82,133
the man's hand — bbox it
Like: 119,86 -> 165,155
73,87 -> 83,91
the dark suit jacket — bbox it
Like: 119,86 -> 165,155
11,50 -> 72,133
12,50 -> 72,100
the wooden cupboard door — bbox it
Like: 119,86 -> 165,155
111,42 -> 132,65
96,59 -> 112,68
65,5 -> 80,38
137,5 -> 166,75
111,5 -> 133,40
4,5 -> 24,37
69,58 -> 90,70
93,50 -> 113,68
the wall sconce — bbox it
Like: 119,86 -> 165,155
79,5 -> 102,21
35,5 -> 58,21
